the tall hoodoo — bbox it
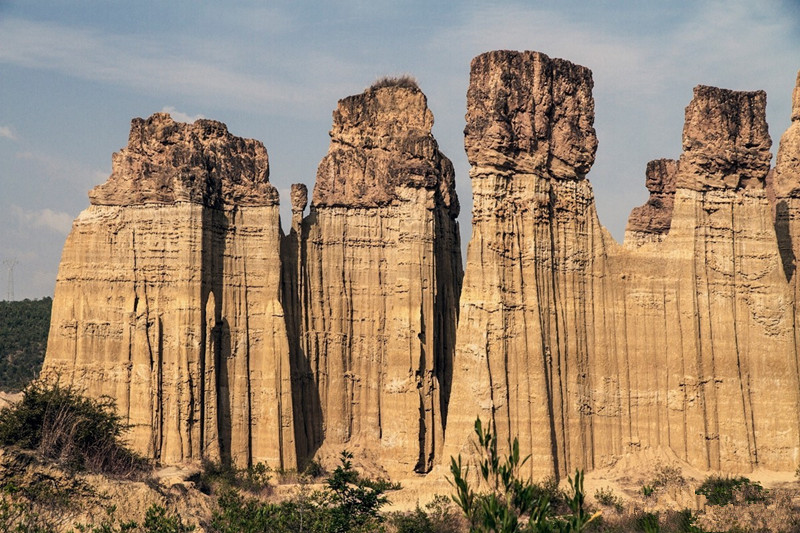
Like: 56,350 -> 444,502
443,50 -> 612,478
297,80 -> 462,473
617,84 -> 799,473
43,113 -> 296,469
41,56 -> 800,482
445,52 -> 800,479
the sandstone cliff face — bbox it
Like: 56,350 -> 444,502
43,55 -> 800,482
774,72 -> 800,283
444,52 -> 800,478
293,83 -> 462,474
442,50 -> 615,477
624,159 -> 678,246
44,114 -> 296,469
614,85 -> 799,473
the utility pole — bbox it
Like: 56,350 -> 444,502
3,259 -> 17,301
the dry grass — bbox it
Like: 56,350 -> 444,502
369,74 -> 419,91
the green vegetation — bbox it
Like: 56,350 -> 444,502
449,417 -> 599,532
694,475 -> 765,506
593,487 -> 623,514
0,381 -> 148,476
209,450 -> 399,532
0,297 -> 52,391
72,504 -> 192,533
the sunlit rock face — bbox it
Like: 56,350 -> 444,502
444,51 -> 800,478
290,81 -> 463,475
44,113 -> 296,470
625,159 -> 678,247
43,56 -> 800,482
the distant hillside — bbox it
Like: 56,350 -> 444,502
0,298 -> 52,391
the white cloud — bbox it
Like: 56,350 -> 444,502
11,206 -> 74,235
160,106 -> 204,124
0,125 -> 16,140
0,17 -> 357,118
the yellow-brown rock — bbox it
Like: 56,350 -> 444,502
295,81 -> 462,474
624,159 -> 678,246
444,51 -> 800,479
43,113 -> 296,469
442,50 -> 613,478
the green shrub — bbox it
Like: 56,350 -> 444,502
73,505 -> 138,532
188,459 -> 274,496
0,498 -> 56,533
142,504 -> 195,533
0,382 -> 148,477
210,450 -> 397,533
636,512 -> 660,533
695,476 -> 765,506
594,487 -> 623,513
448,417 -> 600,532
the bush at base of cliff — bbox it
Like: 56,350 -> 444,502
385,494 -> 467,533
695,476 -> 765,506
449,417 -> 600,532
0,381 -> 148,477
210,450 -> 396,533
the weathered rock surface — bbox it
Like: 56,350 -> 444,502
293,82 -> 462,474
442,50 -> 614,478
613,85 -> 799,473
774,72 -> 800,283
43,55 -> 800,483
625,159 -> 678,246
443,51 -> 800,478
43,114 -> 296,469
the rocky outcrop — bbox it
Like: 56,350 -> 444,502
43,114 -> 296,469
294,82 -> 462,474
774,72 -> 800,282
43,54 -> 800,483
624,159 -> 678,246
444,52 -> 800,478
442,50 -> 614,478
613,85 -> 799,473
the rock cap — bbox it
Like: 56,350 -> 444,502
677,85 -> 772,191
312,82 -> 458,216
90,113 -> 278,208
464,50 -> 597,179
626,159 -> 678,237
290,183 -> 308,213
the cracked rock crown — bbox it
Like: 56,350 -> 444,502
312,82 -> 458,216
89,112 -> 278,208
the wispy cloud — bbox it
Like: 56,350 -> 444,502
0,16 -> 359,118
0,125 -> 16,140
160,106 -> 204,124
11,205 -> 74,235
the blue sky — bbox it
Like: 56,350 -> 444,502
1,0 -> 799,299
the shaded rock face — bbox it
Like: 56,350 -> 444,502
44,114 -> 296,469
444,52 -> 800,478
624,159 -> 678,246
292,84 -> 462,474
774,72 -> 800,329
